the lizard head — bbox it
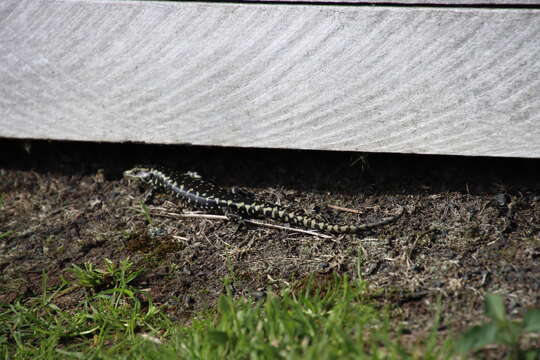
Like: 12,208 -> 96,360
123,166 -> 154,183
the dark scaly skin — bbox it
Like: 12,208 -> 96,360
124,166 -> 403,234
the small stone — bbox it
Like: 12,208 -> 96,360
494,193 -> 509,206
363,261 -> 380,276
184,296 -> 196,306
252,291 -> 266,301
148,227 -> 166,238
318,262 -> 330,270
89,198 -> 102,209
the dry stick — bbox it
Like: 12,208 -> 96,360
243,219 -> 333,239
157,211 -> 228,221
151,210 -> 333,239
171,235 -> 189,242
327,204 -> 367,214
326,204 -> 395,215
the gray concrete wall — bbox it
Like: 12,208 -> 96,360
1,0 -> 539,157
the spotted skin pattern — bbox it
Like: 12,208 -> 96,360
124,166 -> 403,234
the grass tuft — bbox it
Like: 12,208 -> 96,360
0,264 -> 456,359
0,259 -> 166,359
135,274 -> 451,359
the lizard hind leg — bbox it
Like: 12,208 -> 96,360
143,188 -> 157,204
142,183 -> 168,205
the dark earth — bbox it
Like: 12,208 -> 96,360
1,139 -> 539,354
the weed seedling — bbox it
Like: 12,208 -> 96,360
457,293 -> 540,359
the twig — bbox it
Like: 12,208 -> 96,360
151,210 -> 333,238
327,204 -> 368,214
243,219 -> 333,239
156,211 -> 228,221
171,235 -> 189,242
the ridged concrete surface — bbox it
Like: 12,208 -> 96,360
1,0 -> 539,157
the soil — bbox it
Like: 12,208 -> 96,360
1,139 -> 539,350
